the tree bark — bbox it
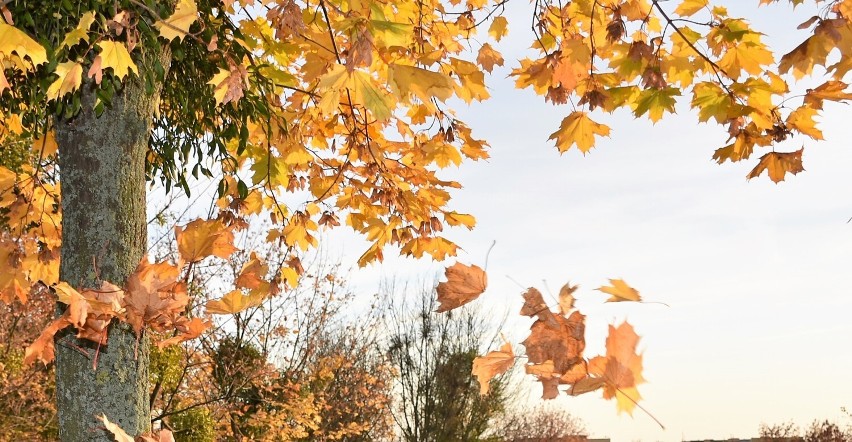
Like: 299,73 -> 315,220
54,49 -> 168,441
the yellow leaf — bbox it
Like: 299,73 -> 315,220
786,106 -> 823,140
47,62 -> 83,101
435,262 -> 487,312
175,218 -> 239,263
351,70 -> 393,120
548,111 -> 611,154
633,87 -> 679,123
747,149 -> 804,183
94,41 -> 138,80
32,131 -> 58,157
155,0 -> 198,41
388,64 -> 454,105
674,0 -> 708,17
61,11 -> 96,48
0,23 -> 48,68
206,289 -> 264,314
597,279 -> 642,302
488,16 -> 508,42
443,211 -> 475,229
558,282 -> 578,314
472,342 -> 514,394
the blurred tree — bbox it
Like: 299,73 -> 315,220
384,281 -> 510,442
493,404 -> 586,442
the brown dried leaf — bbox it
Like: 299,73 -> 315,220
435,262 -> 487,312
472,342 -> 514,395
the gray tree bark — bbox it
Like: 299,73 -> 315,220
54,49 -> 168,441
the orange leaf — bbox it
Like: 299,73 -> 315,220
589,321 -> 645,414
472,342 -> 514,394
435,262 -> 487,312
747,149 -> 805,183
24,316 -> 70,365
175,218 -> 239,263
597,278 -> 642,302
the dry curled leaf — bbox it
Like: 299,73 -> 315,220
472,342 -> 514,395
435,262 -> 487,312
597,278 -> 642,302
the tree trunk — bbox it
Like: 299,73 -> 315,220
54,49 -> 168,441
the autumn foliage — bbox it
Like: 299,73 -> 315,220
3,0 -> 852,438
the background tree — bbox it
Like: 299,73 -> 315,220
492,404 -> 586,442
384,280 -> 510,442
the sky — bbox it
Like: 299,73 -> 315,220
322,1 -> 852,440
149,1 -> 852,440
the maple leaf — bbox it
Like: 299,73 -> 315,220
98,414 -> 135,442
520,287 -> 556,325
61,11 -> 96,48
674,0 -> 709,17
175,218 -> 239,263
548,111 -> 611,154
158,317 -> 211,347
207,62 -> 248,105
46,62 -> 83,101
24,317 -> 70,365
558,282 -> 578,314
804,80 -> 852,110
389,64 -> 454,106
747,149 -> 805,183
155,0 -> 199,41
597,279 -> 642,302
124,259 -> 183,335
0,23 -> 48,68
786,106 -> 823,140
476,43 -> 504,73
588,321 -> 645,415
472,342 -> 514,394
488,16 -> 508,41
435,262 -> 487,312
522,310 -> 585,374
92,41 -> 138,81
206,289 -> 265,314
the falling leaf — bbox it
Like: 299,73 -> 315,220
435,262 -> 487,312
175,218 -> 239,263
558,282 -> 578,314
476,43 -> 504,73
488,16 -> 508,41
747,149 -> 805,183
155,0 -> 198,41
472,342 -> 514,394
206,289 -> 265,314
588,321 -> 645,414
597,279 -> 642,302
522,310 -> 585,373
